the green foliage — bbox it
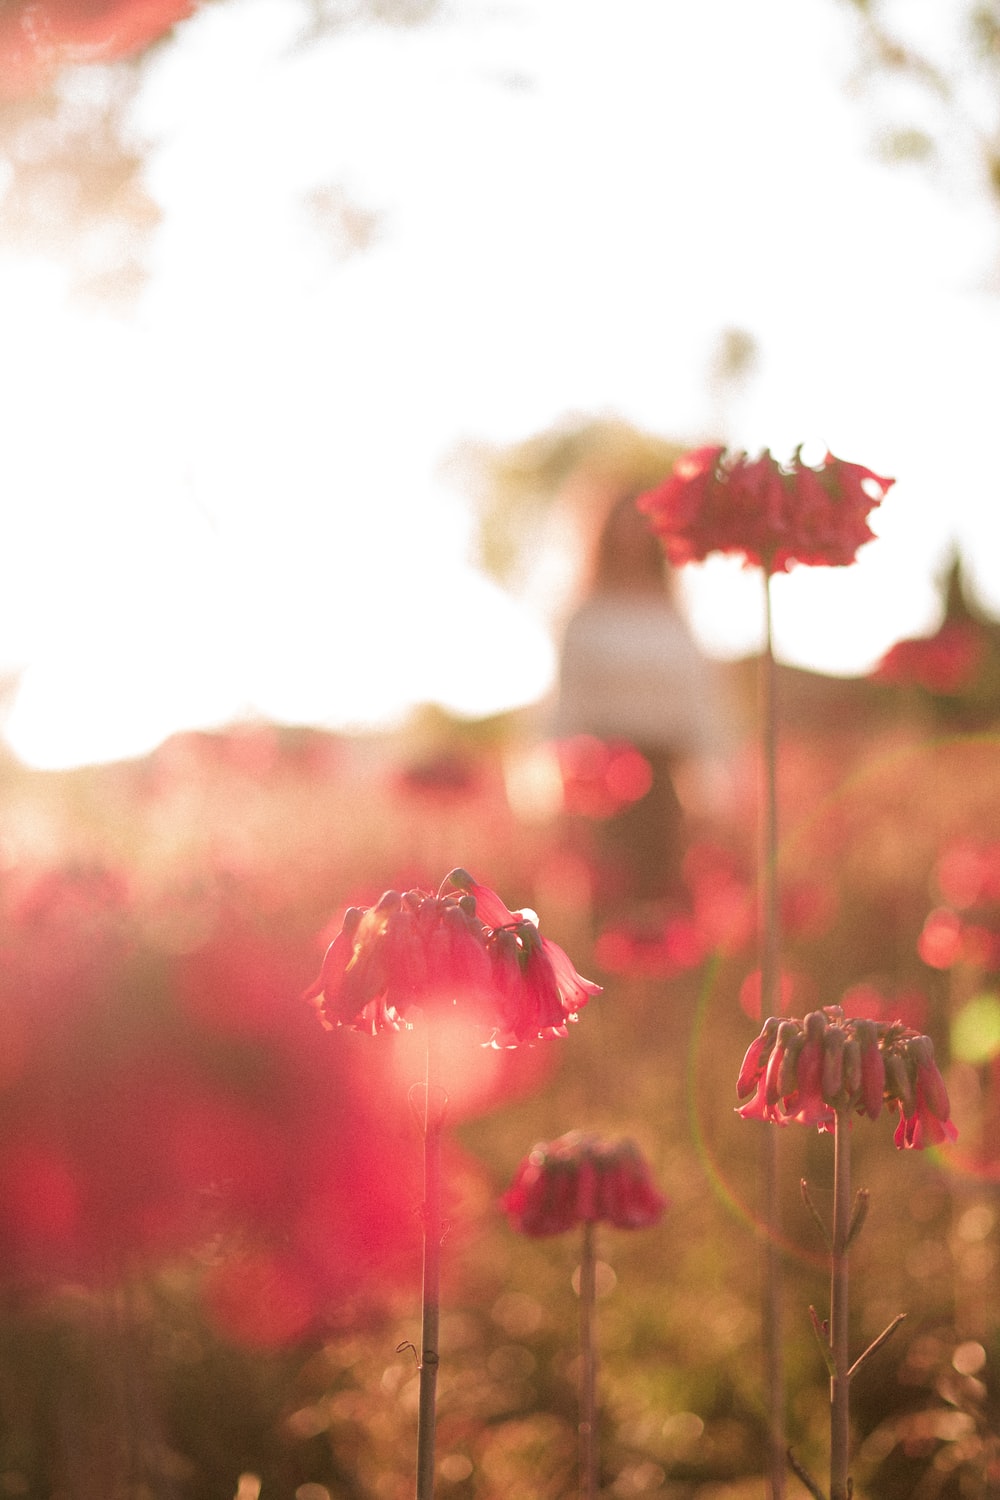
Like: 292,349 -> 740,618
447,416 -> 688,586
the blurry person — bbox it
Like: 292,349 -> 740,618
553,488 -> 732,920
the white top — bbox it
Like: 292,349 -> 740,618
553,593 -> 728,755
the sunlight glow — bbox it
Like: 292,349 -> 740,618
0,0 -> 995,768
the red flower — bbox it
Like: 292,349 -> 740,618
891,1035 -> 959,1150
873,621 -> 984,696
305,870 -> 600,1046
736,1006 -> 956,1151
501,1132 -> 667,1237
555,736 -> 653,819
637,445 -> 894,574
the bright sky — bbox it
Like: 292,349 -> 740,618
1,0 -> 998,768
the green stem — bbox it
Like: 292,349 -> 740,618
760,572 -> 786,1500
578,1220 -> 598,1500
415,1033 -> 444,1500
830,1108 -> 852,1500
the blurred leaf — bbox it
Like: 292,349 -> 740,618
875,126 -> 936,164
446,415 -> 688,586
0,62 -> 157,304
971,2 -> 1000,58
305,183 -> 383,260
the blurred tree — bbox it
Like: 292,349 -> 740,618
447,415 -> 688,590
842,0 -> 1000,214
0,0 -> 439,301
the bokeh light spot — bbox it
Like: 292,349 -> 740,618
439,1455 -> 474,1483
491,1291 -> 544,1336
951,993 -> 1000,1065
952,1340 -> 987,1376
572,1260 -> 617,1298
917,907 -> 964,969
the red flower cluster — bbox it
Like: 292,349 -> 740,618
873,621 -> 984,696
305,869 -> 601,1046
737,1006 -> 957,1150
636,445 -> 894,574
502,1131 -> 667,1237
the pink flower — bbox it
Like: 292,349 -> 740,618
637,446 -> 893,575
873,621 -> 984,696
502,1132 -> 667,1237
736,1006 -> 957,1150
305,870 -> 600,1046
891,1035 -> 958,1151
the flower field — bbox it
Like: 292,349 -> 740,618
0,670 -> 995,1497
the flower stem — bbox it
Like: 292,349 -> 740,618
830,1107 -> 852,1500
578,1220 -> 598,1500
760,572 -> 786,1500
416,1032 -> 444,1500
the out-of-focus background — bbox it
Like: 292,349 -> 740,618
1,2 -> 1000,1497
0,0 -> 999,769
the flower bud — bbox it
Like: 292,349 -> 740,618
736,1016 -> 781,1099
776,1026 -> 805,1100
821,1026 -> 845,1105
766,1020 -> 799,1105
841,1036 -> 861,1101
883,1049 -> 915,1115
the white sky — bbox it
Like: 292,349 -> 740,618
1,0 -> 998,768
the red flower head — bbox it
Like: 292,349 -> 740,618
736,1006 -> 957,1151
637,445 -> 894,575
501,1131 -> 667,1237
305,869 -> 600,1047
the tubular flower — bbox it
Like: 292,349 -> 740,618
736,1006 -> 956,1151
305,870 -> 600,1046
636,445 -> 894,574
501,1132 -> 667,1237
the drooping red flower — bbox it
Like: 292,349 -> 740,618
637,445 -> 894,574
736,1005 -> 956,1150
891,1035 -> 960,1150
305,869 -> 600,1047
501,1132 -> 667,1237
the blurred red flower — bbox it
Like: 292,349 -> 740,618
917,907 -> 966,970
873,620 -> 984,696
637,445 -> 893,574
593,911 -> 705,978
555,737 -> 653,820
0,0 -> 193,89
0,867 -> 433,1323
501,1132 -> 667,1237
305,869 -> 600,1047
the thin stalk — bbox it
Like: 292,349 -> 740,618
760,572 -> 786,1500
578,1220 -> 598,1500
830,1107 -> 852,1500
415,1030 -> 444,1500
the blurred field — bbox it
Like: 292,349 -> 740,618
0,672 -> 997,1499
